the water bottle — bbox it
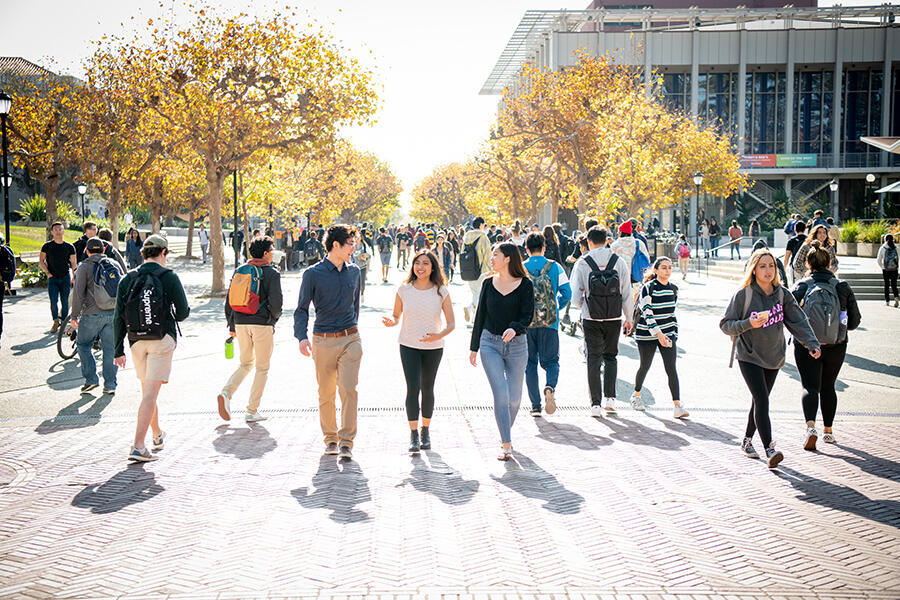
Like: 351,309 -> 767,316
839,310 -> 848,326
225,336 -> 234,360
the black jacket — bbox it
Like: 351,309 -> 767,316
792,270 -> 862,345
225,262 -> 283,330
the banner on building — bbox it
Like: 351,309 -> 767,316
739,154 -> 817,168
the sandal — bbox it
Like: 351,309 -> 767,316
497,444 -> 512,461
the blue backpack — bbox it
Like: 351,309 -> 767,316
92,257 -> 123,311
631,240 -> 650,283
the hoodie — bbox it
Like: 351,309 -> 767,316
750,239 -> 788,284
719,282 -> 820,370
225,258 -> 283,331
463,229 -> 491,275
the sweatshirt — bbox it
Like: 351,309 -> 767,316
570,247 -> 635,322
719,282 -> 820,370
114,262 -> 190,357
225,259 -> 283,331
70,254 -> 124,318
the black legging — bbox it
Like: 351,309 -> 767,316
399,345 -> 444,421
739,361 -> 779,447
795,342 -> 846,428
883,270 -> 898,302
634,340 -> 680,401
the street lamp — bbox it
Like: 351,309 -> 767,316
693,172 -> 703,253
0,92 -> 11,247
829,179 -> 839,222
77,183 -> 87,223
866,173 -> 876,219
233,169 -> 239,267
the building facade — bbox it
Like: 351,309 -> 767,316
482,5 -> 900,232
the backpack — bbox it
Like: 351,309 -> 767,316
885,246 -> 899,270
459,239 -> 481,281
0,245 -> 15,283
631,239 -> 650,283
92,257 -> 123,311
304,240 -> 321,263
228,264 -> 263,315
414,234 -> 427,250
377,236 -> 392,253
531,261 -> 557,328
123,269 -> 171,341
800,277 -> 843,346
583,254 -> 622,320
677,242 -> 691,259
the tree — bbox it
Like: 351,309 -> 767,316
112,8 -> 378,292
412,162 -> 485,227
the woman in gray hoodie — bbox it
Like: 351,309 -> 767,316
720,248 -> 821,468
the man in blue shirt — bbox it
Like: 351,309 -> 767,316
294,224 -> 362,461
523,232 -> 572,416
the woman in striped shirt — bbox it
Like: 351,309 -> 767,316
630,257 -> 689,419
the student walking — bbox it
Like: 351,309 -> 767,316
382,250 -> 455,452
0,235 -> 13,349
113,234 -> 191,462
728,220 -> 743,260
699,220 -> 710,256
435,234 -> 454,283
396,226 -> 412,269
218,236 -> 283,423
792,224 -> 838,283
98,229 -> 128,273
375,227 -> 393,283
523,232 -> 571,417
720,248 -> 820,468
631,257 -> 688,418
570,226 -> 635,416
353,237 -> 371,303
126,229 -> 144,269
792,240 -> 861,449
469,242 -> 534,461
70,238 -> 124,394
39,221 -> 77,333
784,220 -> 807,284
461,217 -> 492,322
876,234 -> 898,306
304,231 -> 325,267
709,218 -> 721,257
674,235 -> 691,279
198,224 -> 210,264
294,225 -> 363,461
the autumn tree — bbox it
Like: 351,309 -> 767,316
412,162 -> 484,226
110,8 -> 378,292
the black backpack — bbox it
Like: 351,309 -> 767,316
459,239 -> 481,281
123,269 -> 171,342
583,254 -> 622,320
304,240 -> 321,263
377,236 -> 392,253
0,245 -> 15,283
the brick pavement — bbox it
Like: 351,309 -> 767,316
0,406 -> 898,600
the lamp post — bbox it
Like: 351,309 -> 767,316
0,92 -> 11,246
829,179 -> 839,222
692,172 -> 703,254
77,183 -> 87,223
233,169 -> 239,267
866,173 -> 876,219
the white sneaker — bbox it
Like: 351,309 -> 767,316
822,432 -> 836,444
590,404 -> 604,418
803,426 -> 818,451
603,398 -> 617,414
245,411 -> 267,423
630,393 -> 646,411
217,391 -> 231,421
673,403 -> 689,419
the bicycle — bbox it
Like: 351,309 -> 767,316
56,316 -> 78,360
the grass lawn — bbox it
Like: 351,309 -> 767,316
9,225 -> 81,254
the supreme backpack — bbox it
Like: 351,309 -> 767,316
583,254 -> 622,320
228,264 -> 263,314
800,277 -> 843,345
0,245 -> 15,283
123,268 -> 170,341
92,257 -> 123,311
885,245 -> 899,270
459,239 -> 481,281
531,261 -> 557,328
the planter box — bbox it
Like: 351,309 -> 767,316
837,241 -> 857,256
857,242 -> 878,257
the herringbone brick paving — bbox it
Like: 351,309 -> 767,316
0,409 -> 897,600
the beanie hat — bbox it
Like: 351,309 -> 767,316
618,221 -> 633,235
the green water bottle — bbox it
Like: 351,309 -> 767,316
225,336 -> 235,360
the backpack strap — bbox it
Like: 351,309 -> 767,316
583,255 -> 599,272
730,287 -> 754,368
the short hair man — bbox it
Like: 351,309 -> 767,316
71,237 -> 124,393
462,216 -> 492,322
39,221 -> 77,332
96,228 -> 128,272
218,235 -> 283,423
375,226 -> 394,282
294,224 -> 362,460
784,219 -> 808,277
114,234 -> 191,462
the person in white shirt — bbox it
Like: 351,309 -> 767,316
570,226 -> 635,416
610,220 -> 649,277
198,224 -> 210,264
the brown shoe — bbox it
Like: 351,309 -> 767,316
50,320 -> 60,334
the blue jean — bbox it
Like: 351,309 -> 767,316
730,241 -> 741,260
479,331 -> 528,444
47,276 -> 71,321
710,235 -> 720,257
76,312 -> 118,389
525,327 -> 560,409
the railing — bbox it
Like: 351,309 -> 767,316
699,236 -> 746,277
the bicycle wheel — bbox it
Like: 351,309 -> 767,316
56,317 -> 78,360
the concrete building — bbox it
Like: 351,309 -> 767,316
481,5 -> 900,233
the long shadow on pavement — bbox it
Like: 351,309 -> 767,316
71,464 -> 164,514
397,451 -> 479,506
594,415 -> 689,450
212,423 -> 278,460
491,451 -> 585,515
831,443 -> 900,483
291,455 -> 371,523
644,412 -> 739,445
35,392 -> 114,434
774,465 -> 900,528
534,418 -> 612,450
46,359 -> 86,391
843,352 -> 900,378
10,333 -> 56,357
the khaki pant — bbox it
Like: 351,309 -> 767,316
311,332 -> 363,448
222,324 -> 274,413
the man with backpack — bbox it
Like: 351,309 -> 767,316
375,227 -> 394,283
304,230 -> 325,267
71,238 -> 124,394
570,226 -> 635,416
524,232 -> 572,417
460,217 -> 492,322
218,236 -> 283,423
74,221 -> 119,265
396,226 -> 412,269
113,234 -> 191,462
0,234 -> 15,349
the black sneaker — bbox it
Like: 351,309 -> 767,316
338,445 -> 352,460
324,442 -> 339,455
530,406 -> 541,417
81,383 -> 99,393
766,443 -> 784,469
419,426 -> 431,450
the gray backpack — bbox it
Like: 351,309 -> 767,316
800,277 -> 843,346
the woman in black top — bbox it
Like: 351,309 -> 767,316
469,242 -> 534,460
792,240 -> 861,449
709,218 -> 721,257
542,225 -> 562,264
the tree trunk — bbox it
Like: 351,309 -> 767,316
150,176 -> 163,233
108,184 -> 122,250
150,204 -> 162,234
44,180 -> 59,240
207,163 -> 226,294
185,211 -> 195,258
551,193 -> 560,223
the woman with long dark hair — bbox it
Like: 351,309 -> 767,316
792,240 -> 861,448
383,250 -> 455,452
125,228 -> 143,269
543,225 -> 562,264
469,242 -> 534,460
877,233 -> 898,306
447,229 -> 460,280
792,223 -> 838,282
